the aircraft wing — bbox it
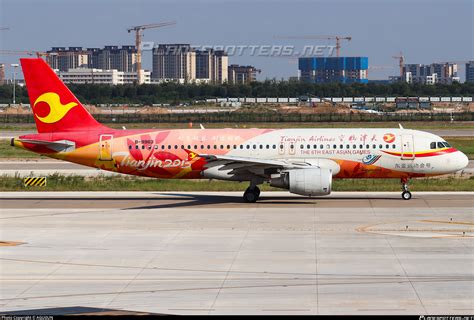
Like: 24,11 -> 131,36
200,154 -> 310,169
198,153 -> 340,179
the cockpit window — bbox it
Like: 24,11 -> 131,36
443,142 -> 451,148
430,142 -> 436,149
437,142 -> 445,149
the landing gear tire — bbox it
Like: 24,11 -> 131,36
400,178 -> 412,200
243,186 -> 260,203
401,191 -> 412,200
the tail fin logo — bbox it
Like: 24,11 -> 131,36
33,92 -> 78,124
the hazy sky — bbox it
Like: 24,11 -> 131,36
1,0 -> 472,80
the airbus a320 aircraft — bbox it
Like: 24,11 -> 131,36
12,59 -> 469,202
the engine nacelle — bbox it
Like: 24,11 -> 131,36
270,168 -> 332,196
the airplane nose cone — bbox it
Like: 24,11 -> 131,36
454,151 -> 469,172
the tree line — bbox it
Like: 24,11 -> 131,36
1,80 -> 473,105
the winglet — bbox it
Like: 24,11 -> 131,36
199,123 -> 205,129
398,123 -> 404,129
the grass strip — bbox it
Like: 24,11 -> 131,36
1,174 -> 473,192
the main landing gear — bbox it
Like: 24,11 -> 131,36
243,185 -> 261,203
401,177 -> 412,200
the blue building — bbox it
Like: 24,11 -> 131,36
466,61 -> 474,83
298,57 -> 369,84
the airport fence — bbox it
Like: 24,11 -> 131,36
1,112 -> 473,124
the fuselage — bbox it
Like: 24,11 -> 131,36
14,127 -> 469,180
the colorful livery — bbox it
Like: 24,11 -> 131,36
12,58 -> 469,202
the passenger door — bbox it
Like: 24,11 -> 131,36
400,134 -> 415,160
99,134 -> 113,161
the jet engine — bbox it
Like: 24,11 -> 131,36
270,168 -> 332,196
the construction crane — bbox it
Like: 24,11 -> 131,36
274,35 -> 352,57
127,21 -> 176,84
0,50 -> 37,57
0,50 -> 58,58
0,50 -> 71,69
392,52 -> 405,78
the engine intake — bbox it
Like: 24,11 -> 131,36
270,168 -> 332,196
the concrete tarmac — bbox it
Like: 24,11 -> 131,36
1,159 -> 473,177
0,191 -> 473,315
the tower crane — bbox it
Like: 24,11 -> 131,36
392,52 -> 405,78
127,21 -> 176,84
274,35 -> 352,57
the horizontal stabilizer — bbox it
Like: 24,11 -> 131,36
14,138 -> 76,152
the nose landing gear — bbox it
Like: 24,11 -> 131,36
401,177 -> 412,200
243,185 -> 261,203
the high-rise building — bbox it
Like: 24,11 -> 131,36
298,57 -> 368,83
228,65 -> 259,84
95,46 -> 137,72
152,44 -> 229,84
86,48 -> 101,69
466,61 -> 474,83
213,50 -> 228,84
47,47 -> 89,72
195,49 -> 228,83
152,44 -> 196,83
47,46 -> 138,73
0,63 -> 5,85
195,49 -> 213,80
402,63 -> 459,84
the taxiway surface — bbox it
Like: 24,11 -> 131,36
1,191 -> 473,315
